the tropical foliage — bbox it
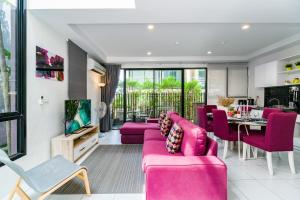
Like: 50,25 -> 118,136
112,76 -> 204,123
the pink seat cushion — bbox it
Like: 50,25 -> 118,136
143,141 -> 183,158
178,119 -> 207,156
144,129 -> 166,141
142,140 -> 184,170
243,134 -> 266,150
120,122 -> 159,135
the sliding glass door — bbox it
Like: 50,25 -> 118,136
125,70 -> 154,122
112,68 -> 206,126
154,70 -> 182,117
184,69 -> 207,121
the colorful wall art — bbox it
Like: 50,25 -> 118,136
36,46 -> 64,81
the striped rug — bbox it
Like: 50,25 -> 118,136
56,145 -> 144,194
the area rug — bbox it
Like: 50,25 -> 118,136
55,144 -> 144,194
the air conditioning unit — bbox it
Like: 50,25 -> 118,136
87,57 -> 106,75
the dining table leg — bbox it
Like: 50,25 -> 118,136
238,124 -> 241,160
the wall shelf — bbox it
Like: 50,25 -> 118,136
278,68 -> 300,75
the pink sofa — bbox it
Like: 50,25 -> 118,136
142,114 -> 227,200
120,112 -> 181,144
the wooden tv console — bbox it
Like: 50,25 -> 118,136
51,125 -> 99,162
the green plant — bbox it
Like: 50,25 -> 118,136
295,61 -> 300,66
285,63 -> 293,69
184,80 -> 202,94
158,76 -> 181,89
142,79 -> 153,89
126,79 -> 141,89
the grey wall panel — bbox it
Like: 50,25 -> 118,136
68,40 -> 87,99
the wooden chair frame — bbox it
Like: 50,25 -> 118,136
8,168 -> 91,200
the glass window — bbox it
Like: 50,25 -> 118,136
228,67 -> 248,97
0,0 -> 26,160
184,69 -> 206,122
207,68 -> 227,105
112,68 -> 207,124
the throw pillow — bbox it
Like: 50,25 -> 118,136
159,112 -> 166,126
160,116 -> 172,137
166,123 -> 183,154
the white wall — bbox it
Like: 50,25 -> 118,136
248,42 -> 300,106
0,12 -> 69,198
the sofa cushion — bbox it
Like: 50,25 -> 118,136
169,113 -> 184,125
142,140 -> 184,170
143,140 -> 183,157
159,112 -> 166,126
166,123 -> 184,154
178,119 -> 207,156
120,122 -> 159,135
144,129 -> 165,141
160,117 -> 172,137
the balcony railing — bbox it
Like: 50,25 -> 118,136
112,90 -> 205,125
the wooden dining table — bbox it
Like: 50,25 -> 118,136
207,113 -> 267,159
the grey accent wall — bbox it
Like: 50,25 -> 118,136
68,40 -> 87,99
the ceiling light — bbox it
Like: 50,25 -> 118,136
147,51 -> 152,56
147,24 -> 154,30
221,41 -> 226,45
241,24 -> 250,30
207,51 -> 212,55
175,41 -> 180,45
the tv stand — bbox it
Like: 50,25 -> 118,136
51,125 -> 99,162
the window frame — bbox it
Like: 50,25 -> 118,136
122,67 -> 207,121
0,0 -> 26,165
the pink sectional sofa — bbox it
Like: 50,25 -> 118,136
142,113 -> 227,200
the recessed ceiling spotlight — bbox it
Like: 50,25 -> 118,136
241,24 -> 250,30
175,41 -> 180,45
221,41 -> 226,45
147,51 -> 152,56
147,24 -> 154,30
207,51 -> 212,55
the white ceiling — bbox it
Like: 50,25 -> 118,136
29,0 -> 300,63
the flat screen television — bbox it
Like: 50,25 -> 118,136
65,99 -> 91,135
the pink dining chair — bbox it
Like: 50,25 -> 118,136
262,108 -> 282,119
212,109 -> 246,160
243,112 -> 297,175
197,107 -> 213,132
204,105 -> 217,113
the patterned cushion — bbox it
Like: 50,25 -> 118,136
160,116 -> 172,137
166,123 -> 183,154
159,112 -> 166,127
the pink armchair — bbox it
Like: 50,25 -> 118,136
243,112 -> 297,175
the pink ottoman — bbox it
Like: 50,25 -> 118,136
120,122 -> 160,144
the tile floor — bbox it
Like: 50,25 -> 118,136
21,130 -> 300,200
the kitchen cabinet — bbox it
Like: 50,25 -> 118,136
254,61 -> 279,88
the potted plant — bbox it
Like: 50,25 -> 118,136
285,63 -> 293,71
217,96 -> 235,112
295,61 -> 300,69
